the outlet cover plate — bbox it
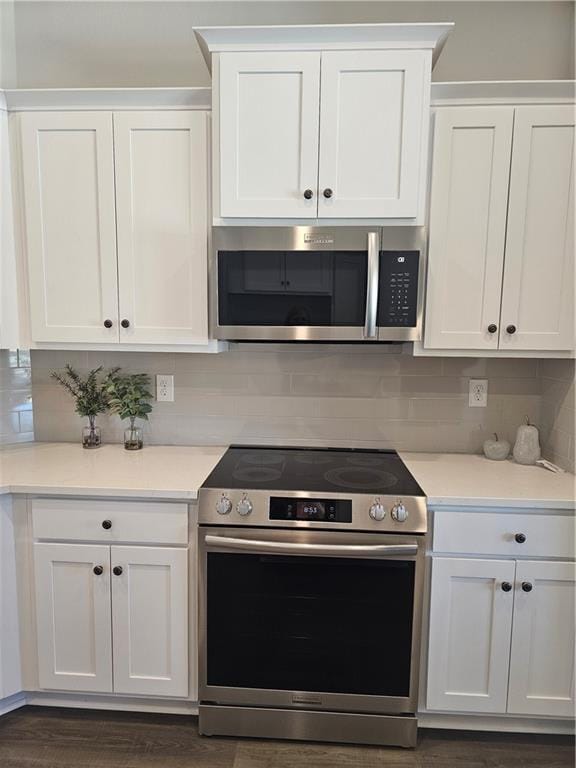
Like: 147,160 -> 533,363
156,374 -> 174,402
469,379 -> 488,408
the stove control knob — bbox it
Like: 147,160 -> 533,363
215,495 -> 232,516
369,501 -> 386,521
236,495 -> 253,517
391,502 -> 408,523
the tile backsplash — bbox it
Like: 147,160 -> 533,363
30,347 -> 544,455
0,349 -> 34,444
539,359 -> 575,472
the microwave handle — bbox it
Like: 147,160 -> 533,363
205,534 -> 417,558
364,232 -> 380,339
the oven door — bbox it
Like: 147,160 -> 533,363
199,527 -> 424,715
212,227 -> 380,341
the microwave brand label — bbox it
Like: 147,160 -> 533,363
303,233 -> 334,245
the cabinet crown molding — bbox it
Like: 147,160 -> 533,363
194,22 -> 454,71
3,87 -> 211,112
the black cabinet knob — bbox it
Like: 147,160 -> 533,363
102,519 -> 112,530
93,565 -> 103,576
121,319 -> 130,329
515,533 -> 526,544
323,188 -> 333,199
501,582 -> 512,592
113,566 -> 123,576
104,319 -> 113,329
521,582 -> 533,592
303,189 -> 313,200
488,324 -> 497,334
506,324 -> 517,334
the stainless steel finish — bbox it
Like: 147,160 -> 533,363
235,494 -> 253,516
204,533 -> 418,557
198,527 -> 425,716
210,226 -> 426,342
363,231 -> 380,339
215,494 -> 232,515
199,487 -> 427,534
199,705 -> 418,748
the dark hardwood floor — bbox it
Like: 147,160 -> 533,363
0,707 -> 573,768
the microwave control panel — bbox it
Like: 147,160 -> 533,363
377,251 -> 420,328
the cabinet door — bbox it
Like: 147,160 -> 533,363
218,51 -> 320,218
508,560 -> 575,717
424,108 -> 513,350
20,112 -> 119,343
427,557 -> 515,713
0,497 -> 22,700
500,106 -> 575,351
318,51 -> 428,219
33,543 -> 112,692
111,546 -> 188,697
114,111 -> 209,345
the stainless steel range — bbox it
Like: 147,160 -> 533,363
198,446 -> 427,748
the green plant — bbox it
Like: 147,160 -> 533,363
51,365 -> 113,421
104,372 -> 153,444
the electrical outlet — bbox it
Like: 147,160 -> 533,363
156,374 -> 174,402
469,379 -> 488,408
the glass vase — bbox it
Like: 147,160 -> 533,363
124,424 -> 143,451
82,418 -> 102,449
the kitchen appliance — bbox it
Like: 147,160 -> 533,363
211,227 -> 425,342
198,446 -> 427,748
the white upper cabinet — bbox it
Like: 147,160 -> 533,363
318,51 -> 428,219
114,111 -> 209,344
424,108 -> 513,350
218,52 -> 320,219
19,109 -> 210,348
424,102 -> 575,354
197,23 -> 453,223
20,112 -> 119,343
500,106 -> 575,352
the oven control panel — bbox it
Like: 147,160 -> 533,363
270,497 -> 352,523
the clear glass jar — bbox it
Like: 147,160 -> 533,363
82,418 -> 102,449
124,425 -> 143,451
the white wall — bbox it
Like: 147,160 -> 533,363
0,0 -> 17,88
9,1 -> 575,88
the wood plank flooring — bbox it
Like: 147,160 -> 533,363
0,707 -> 573,768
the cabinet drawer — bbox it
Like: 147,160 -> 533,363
32,498 -> 188,545
433,510 -> 575,559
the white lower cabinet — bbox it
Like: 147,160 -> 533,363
34,543 -> 113,693
508,560 -> 575,717
427,552 -> 576,718
34,540 -> 188,698
427,557 -> 515,713
111,546 -> 188,697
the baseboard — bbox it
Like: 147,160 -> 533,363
419,711 -> 575,735
0,692 -> 27,716
22,692 -> 199,716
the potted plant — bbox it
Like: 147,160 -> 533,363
51,365 -> 113,448
105,372 -> 153,450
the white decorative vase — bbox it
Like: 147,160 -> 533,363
513,420 -> 541,465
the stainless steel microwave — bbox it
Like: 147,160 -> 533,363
211,227 -> 426,342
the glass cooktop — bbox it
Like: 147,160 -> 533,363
202,445 -> 425,496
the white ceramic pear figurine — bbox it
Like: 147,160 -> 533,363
483,433 -> 510,461
513,417 -> 541,465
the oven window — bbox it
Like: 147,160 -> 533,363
217,251 -> 367,326
206,553 -> 415,697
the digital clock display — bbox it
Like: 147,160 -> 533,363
297,501 -> 326,519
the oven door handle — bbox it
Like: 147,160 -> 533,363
363,231 -> 380,339
205,535 -> 418,557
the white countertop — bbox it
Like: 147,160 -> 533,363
0,442 -> 227,500
400,452 -> 575,510
0,443 -> 573,509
